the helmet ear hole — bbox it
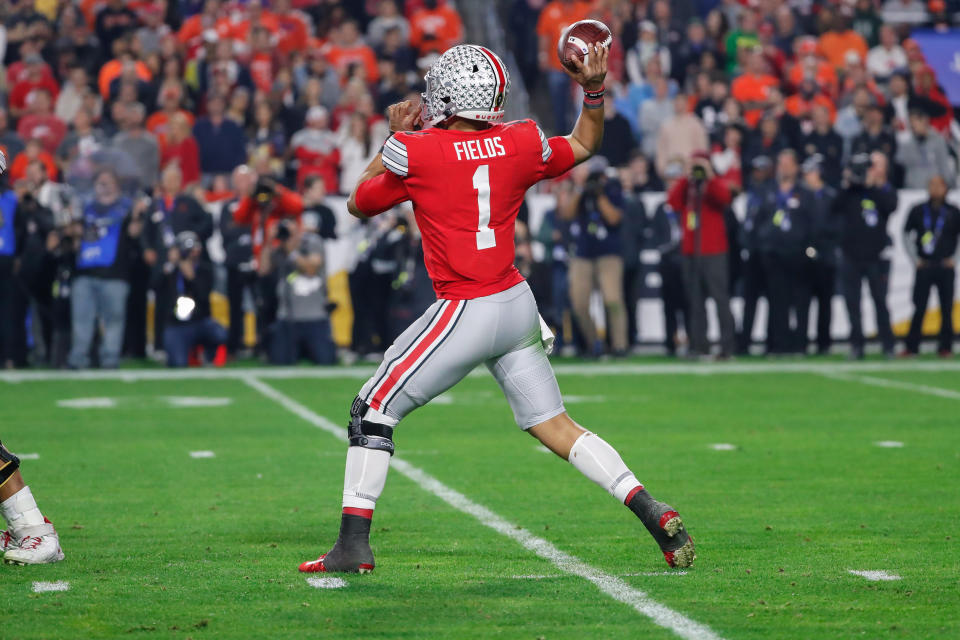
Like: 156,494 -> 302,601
472,64 -> 479,73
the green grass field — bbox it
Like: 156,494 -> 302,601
2,360 -> 958,639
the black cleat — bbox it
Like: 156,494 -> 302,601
299,513 -> 375,573
626,489 -> 696,568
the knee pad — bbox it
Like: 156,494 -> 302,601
0,441 -> 21,489
348,397 -> 395,456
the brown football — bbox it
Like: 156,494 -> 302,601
557,19 -> 613,72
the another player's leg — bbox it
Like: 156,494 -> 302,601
1,441 -> 64,565
529,414 -> 695,568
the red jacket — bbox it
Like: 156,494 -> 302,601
232,184 -> 303,260
667,177 -> 732,256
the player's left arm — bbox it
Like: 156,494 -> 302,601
347,101 -> 420,219
562,44 -> 609,166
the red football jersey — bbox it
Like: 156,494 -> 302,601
370,120 -> 575,299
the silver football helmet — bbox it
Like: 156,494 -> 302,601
421,45 -> 511,126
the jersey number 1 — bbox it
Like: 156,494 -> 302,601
472,165 -> 496,250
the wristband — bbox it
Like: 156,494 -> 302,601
583,85 -> 605,100
583,85 -> 605,109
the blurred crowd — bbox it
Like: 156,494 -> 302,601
0,0 -> 958,369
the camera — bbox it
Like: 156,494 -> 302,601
584,171 -> 605,195
176,230 -> 200,254
275,220 -> 293,242
254,177 -> 276,204
691,165 -> 708,182
846,153 -> 871,187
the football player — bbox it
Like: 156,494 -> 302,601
299,43 -> 694,573
0,440 -> 64,564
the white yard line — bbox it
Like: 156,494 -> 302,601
708,444 -> 737,451
189,451 -> 216,458
874,441 -> 905,448
7,360 -> 960,383
848,570 -> 901,581
32,581 -> 70,593
821,371 -> 960,400
241,376 -> 723,640
513,571 -> 688,579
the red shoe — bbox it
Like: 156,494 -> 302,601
187,345 -> 202,367
213,344 -> 227,367
298,553 -> 374,574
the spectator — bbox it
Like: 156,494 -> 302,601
367,0 -> 411,47
834,86 -> 872,144
68,169 -> 146,369
667,152 -> 736,358
852,0 -> 882,48
731,49 -> 779,127
9,53 -> 60,119
819,14 -> 868,70
536,0 -> 592,133
409,0 -> 464,56
724,10 -> 759,73
626,22 -> 671,86
324,21 -> 380,84
0,108 -> 26,162
111,102 -> 160,193
866,25 -> 907,83
656,93 -> 708,180
220,165 -> 257,355
836,152 -> 897,359
787,37 -> 839,99
738,155 -> 775,353
743,114 -> 789,186
17,89 -> 68,156
193,93 -> 247,179
885,71 -> 912,136
902,175 -> 960,356
673,20 -> 713,86
802,155 -> 842,355
0,184 -> 27,367
273,0 -> 310,56
596,97 -> 637,169
8,139 -> 58,185
560,160 -> 628,357
338,112 -> 381,196
159,113 -> 202,188
376,25 -> 419,76
146,82 -> 195,137
895,105 -> 956,190
711,125 -> 743,190
881,0 -> 930,25
156,231 -> 227,367
58,108 -> 107,196
263,215 -> 336,365
249,102 -> 287,160
292,106 -> 340,193
55,67 -> 98,125
639,77 -> 674,159
95,0 -> 140,58
232,175 -> 303,265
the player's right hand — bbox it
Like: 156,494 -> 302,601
564,43 -> 608,92
388,100 -> 422,133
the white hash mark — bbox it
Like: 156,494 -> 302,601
848,570 -> 902,581
535,445 -> 552,454
874,441 -> 904,448
306,577 -> 347,589
33,581 -> 70,593
165,397 -> 233,407
709,443 -> 737,451
56,397 -> 116,409
189,451 -> 216,458
14,453 -> 39,460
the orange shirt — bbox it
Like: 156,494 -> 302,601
98,59 -> 153,100
536,0 -> 593,72
787,60 -> 838,97
324,44 -> 379,84
818,30 -> 868,69
409,5 -> 465,55
731,73 -> 780,127
8,150 -> 58,183
785,94 -> 836,122
275,12 -> 310,55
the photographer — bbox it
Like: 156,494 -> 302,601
835,152 -> 898,359
667,151 -> 735,359
155,231 -> 226,367
755,150 -> 815,355
220,165 -> 257,356
262,215 -> 336,365
560,158 -> 627,357
67,169 -> 146,369
902,175 -> 960,356
143,164 -> 213,355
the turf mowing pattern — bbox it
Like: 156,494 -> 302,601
1,361 -> 957,639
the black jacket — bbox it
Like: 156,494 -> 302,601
754,184 -> 815,257
903,200 -> 960,262
835,185 -> 898,261
807,185 -> 842,264
155,260 -> 214,324
801,129 -> 844,188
